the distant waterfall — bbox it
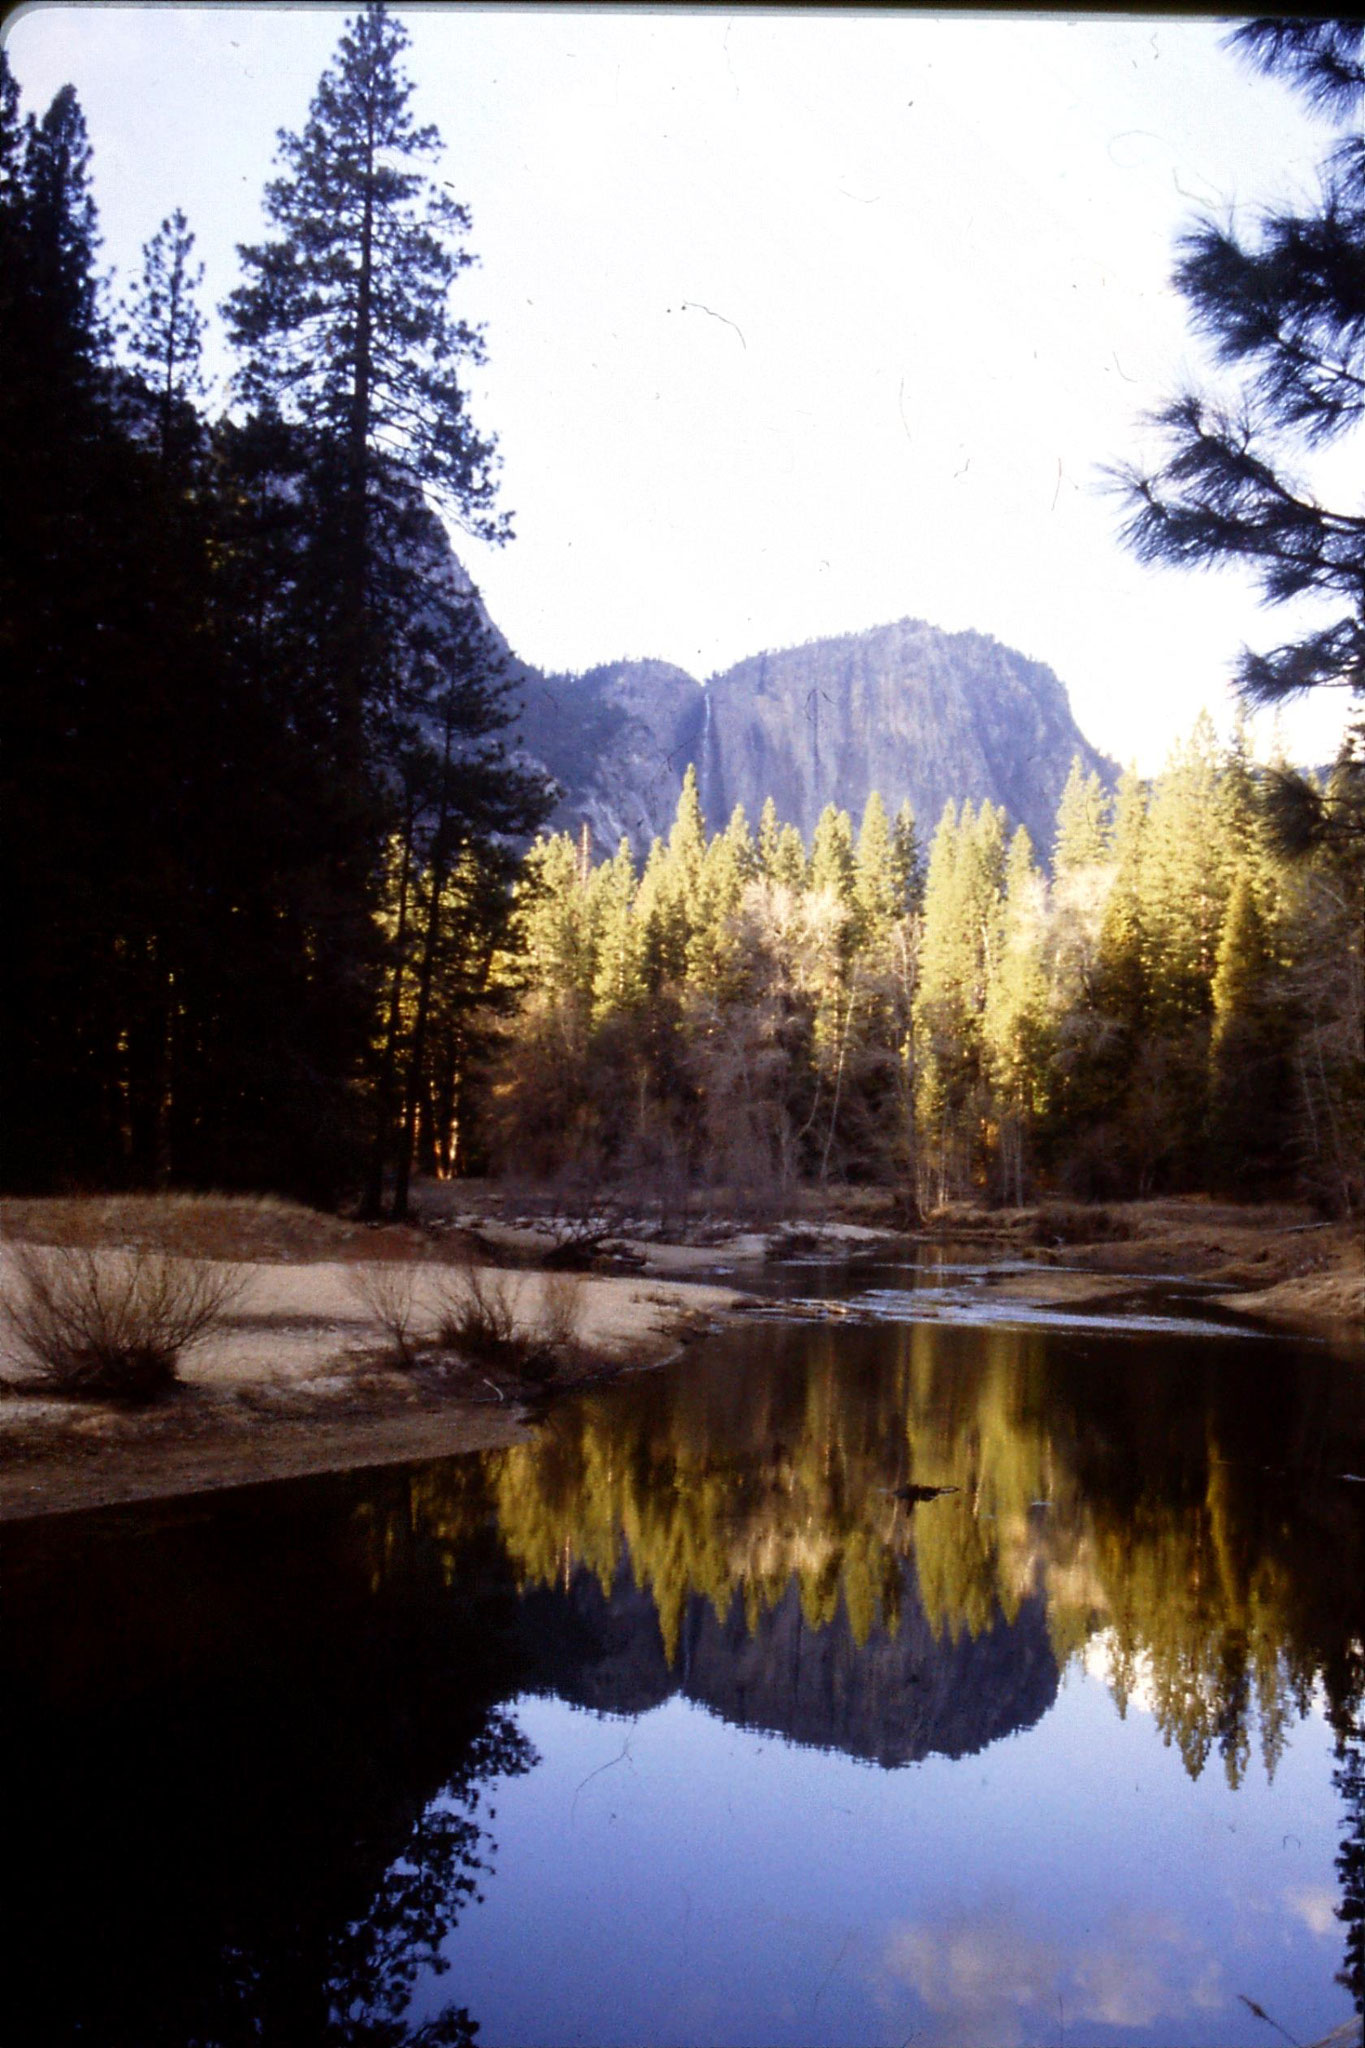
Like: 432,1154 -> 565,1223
698,683 -> 713,827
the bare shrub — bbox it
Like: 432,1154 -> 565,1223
537,1269 -> 585,1354
432,1261 -> 569,1384
1,1245 -> 245,1402
345,1261 -> 423,1366
433,1262 -> 522,1355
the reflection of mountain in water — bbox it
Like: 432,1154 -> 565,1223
519,1553 -> 1059,1766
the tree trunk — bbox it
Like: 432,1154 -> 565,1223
392,846 -> 448,1221
361,791 -> 416,1218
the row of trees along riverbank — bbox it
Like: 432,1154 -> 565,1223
484,740 -> 1363,1217
0,12 -> 550,1209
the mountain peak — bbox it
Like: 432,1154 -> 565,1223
514,616 -> 1114,859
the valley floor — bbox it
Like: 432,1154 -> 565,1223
0,1187 -> 1359,1524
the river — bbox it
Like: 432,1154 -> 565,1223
3,1260 -> 1363,2046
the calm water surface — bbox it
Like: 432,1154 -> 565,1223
3,1262 -> 1364,2047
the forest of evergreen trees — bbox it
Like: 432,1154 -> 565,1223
2,10 -> 1361,1217
486,735 -> 1363,1216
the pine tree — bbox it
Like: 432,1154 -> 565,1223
808,804 -> 857,908
1094,767 -> 1147,1028
912,801 -> 1016,1200
853,791 -> 897,947
890,799 -> 923,917
983,827 -> 1050,1201
686,806 -> 752,994
122,209 -> 207,462
1208,871 -> 1288,1191
633,769 -> 707,991
757,796 -> 782,879
225,1 -> 501,537
589,838 -> 643,1018
1052,755 -> 1111,874
1044,763 -> 1149,1195
772,822 -> 808,895
668,765 -> 708,893
722,801 -> 758,881
16,80 -> 107,386
225,2 -> 549,1206
1111,21 -> 1364,844
222,0 -> 515,795
509,835 -> 594,1003
1140,713 -> 1237,1030
915,804 -> 970,1199
0,72 -> 144,1184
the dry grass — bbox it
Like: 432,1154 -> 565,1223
1031,1203 -> 1132,1246
0,1191 -> 362,1263
1,1244 -> 246,1401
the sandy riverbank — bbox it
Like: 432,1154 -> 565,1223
1,1188 -> 1358,1523
0,1221 -> 740,1521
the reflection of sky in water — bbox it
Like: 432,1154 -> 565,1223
803,1286 -> 1274,1341
413,1669 -> 1350,2048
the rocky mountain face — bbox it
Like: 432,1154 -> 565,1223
517,1553 -> 1059,1768
511,657 -> 704,853
512,617 -> 1114,861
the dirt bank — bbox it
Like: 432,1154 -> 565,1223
918,1196 -> 1362,1330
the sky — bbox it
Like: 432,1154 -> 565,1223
5,2 -> 1360,774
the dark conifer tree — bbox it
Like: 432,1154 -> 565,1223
0,67 -> 139,1185
123,208 -> 207,464
223,2 -> 548,1208
224,1 -> 502,538
1111,20 -> 1364,846
223,1 -> 507,770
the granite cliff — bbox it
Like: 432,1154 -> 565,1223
513,617 -> 1114,861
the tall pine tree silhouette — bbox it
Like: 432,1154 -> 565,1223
224,3 -> 546,1210
224,0 -> 506,765
123,209 -> 207,464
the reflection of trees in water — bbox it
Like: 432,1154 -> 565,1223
0,1477 -> 536,2046
465,1324 -> 1063,1663
394,1320 -> 1365,1801
207,1712 -> 534,2047
321,1713 -> 533,2047
388,1320 -> 1365,2006
1326,1641 -> 1365,2015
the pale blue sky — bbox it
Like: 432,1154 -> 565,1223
6,4 -> 1358,772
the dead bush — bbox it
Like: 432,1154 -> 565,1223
1,1244 -> 245,1402
433,1261 -> 520,1352
537,1269 -> 585,1353
345,1262 -> 423,1366
432,1261 -> 560,1383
